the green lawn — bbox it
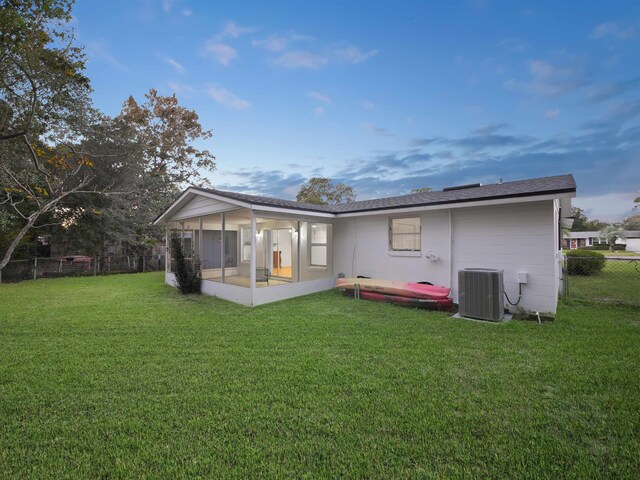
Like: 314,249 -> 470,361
567,258 -> 640,306
1,273 -> 639,478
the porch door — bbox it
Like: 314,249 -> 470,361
266,229 -> 292,279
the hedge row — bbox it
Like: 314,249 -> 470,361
582,244 -> 626,251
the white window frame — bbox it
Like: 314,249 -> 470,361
389,217 -> 421,252
309,223 -> 328,268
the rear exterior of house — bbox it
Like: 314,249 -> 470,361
155,174 -> 576,315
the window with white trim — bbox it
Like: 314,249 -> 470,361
309,223 -> 328,267
390,217 -> 421,251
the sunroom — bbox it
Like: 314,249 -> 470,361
155,187 -> 335,306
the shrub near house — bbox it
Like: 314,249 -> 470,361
566,250 -> 605,276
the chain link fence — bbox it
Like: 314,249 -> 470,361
563,255 -> 640,307
0,255 -> 165,284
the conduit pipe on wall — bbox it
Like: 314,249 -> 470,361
448,209 -> 454,289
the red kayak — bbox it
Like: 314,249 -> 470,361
356,291 -> 453,311
335,277 -> 451,300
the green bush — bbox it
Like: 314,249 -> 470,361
169,233 -> 201,294
584,244 -> 626,251
566,250 -> 605,276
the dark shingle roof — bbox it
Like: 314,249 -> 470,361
193,174 -> 576,215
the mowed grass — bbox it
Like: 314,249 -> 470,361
568,258 -> 640,306
1,273 -> 639,478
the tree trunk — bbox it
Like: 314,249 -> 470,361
0,213 -> 39,271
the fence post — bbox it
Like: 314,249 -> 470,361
563,255 -> 568,296
94,256 -> 98,276
33,257 -> 38,280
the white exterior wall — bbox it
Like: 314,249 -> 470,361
333,200 -> 560,314
451,200 -> 557,314
333,209 -> 452,287
625,238 -> 640,252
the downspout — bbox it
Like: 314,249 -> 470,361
448,209 -> 453,290
198,217 -> 203,277
221,212 -> 225,283
351,218 -> 358,277
296,220 -> 301,282
165,224 -> 170,273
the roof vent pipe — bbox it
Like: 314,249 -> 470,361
442,183 -> 482,192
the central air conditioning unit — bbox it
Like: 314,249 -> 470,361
458,268 -> 504,321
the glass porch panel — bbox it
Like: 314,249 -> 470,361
255,217 -> 299,287
200,209 -> 253,287
167,219 -> 198,272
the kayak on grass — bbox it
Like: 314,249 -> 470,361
335,277 -> 451,300
355,290 -> 453,311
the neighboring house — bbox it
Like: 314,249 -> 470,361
155,174 -> 576,314
565,231 -> 640,252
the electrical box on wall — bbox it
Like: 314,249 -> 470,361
517,272 -> 528,284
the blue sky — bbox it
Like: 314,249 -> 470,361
72,0 -> 639,221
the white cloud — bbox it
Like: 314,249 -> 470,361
182,8 -> 193,16
574,192 -> 636,222
222,21 -> 257,39
275,51 -> 328,69
504,59 -> 585,97
590,21 -> 635,41
252,35 -> 290,52
162,0 -> 174,12
336,46 -> 378,64
545,108 -> 561,118
203,42 -> 237,65
308,91 -> 331,103
313,106 -> 326,117
165,57 -> 185,74
85,40 -> 130,72
207,85 -> 250,110
168,81 -> 195,95
363,122 -> 394,137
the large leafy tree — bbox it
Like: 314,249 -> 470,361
0,1 -> 216,268
570,207 -> 606,232
51,90 -> 216,257
296,177 -> 355,205
0,0 -> 103,270
623,214 -> 640,230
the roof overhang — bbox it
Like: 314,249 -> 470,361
155,186 -> 576,223
336,190 -> 576,218
154,187 -> 336,224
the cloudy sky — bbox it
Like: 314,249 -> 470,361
73,0 -> 639,221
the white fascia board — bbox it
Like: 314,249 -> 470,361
188,189 -> 253,209
336,192 -> 575,218
154,190 -> 195,225
251,205 -> 336,219
154,188 -> 252,225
